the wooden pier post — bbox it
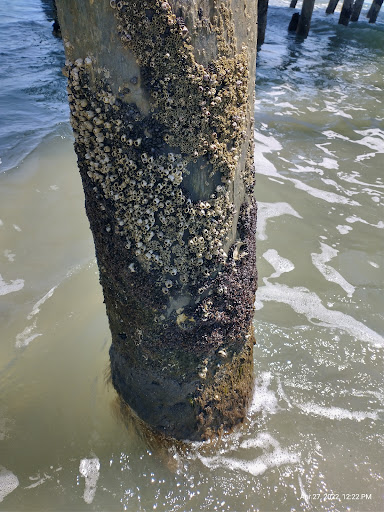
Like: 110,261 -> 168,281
326,0 -> 340,14
290,0 -> 299,8
339,0 -> 354,24
296,0 -> 316,37
56,0 -> 258,441
258,0 -> 269,47
368,0 -> 383,22
350,0 -> 365,21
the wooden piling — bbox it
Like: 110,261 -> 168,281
296,0 -> 316,37
56,0 -> 258,441
258,0 -> 269,47
339,0 -> 354,24
368,0 -> 383,22
326,0 -> 340,14
290,0 -> 299,8
350,0 -> 365,21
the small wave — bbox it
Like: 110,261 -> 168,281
249,372 -> 279,415
311,243 -> 355,297
199,433 -> 300,477
256,281 -> 384,348
296,402 -> 380,422
27,286 -> 57,320
15,320 -> 42,349
263,249 -> 295,279
257,202 -> 303,241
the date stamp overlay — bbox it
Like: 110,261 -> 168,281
309,493 -> 373,502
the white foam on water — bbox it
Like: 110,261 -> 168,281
321,178 -> 359,198
277,377 -> 293,409
337,170 -> 384,189
354,128 -> 384,153
254,131 -> 282,152
298,475 -> 310,506
319,157 -> 339,170
24,473 -> 51,490
336,225 -> 353,235
322,103 -> 353,119
79,457 -> 100,505
0,274 -> 24,296
199,433 -> 300,477
355,152 -> 377,162
322,130 -> 350,141
290,164 -> 324,175
27,286 -> 57,320
275,102 -> 299,110
13,224 -> 21,232
15,320 -> 42,348
254,150 -> 281,179
262,249 -> 295,279
288,178 -> 360,205
0,467 -> 19,503
256,281 -> 384,348
257,202 -> 303,241
304,157 -> 339,170
346,215 -> 384,229
316,143 -> 335,157
3,250 -> 15,262
311,243 -> 355,297
296,402 -> 380,422
249,372 -> 279,415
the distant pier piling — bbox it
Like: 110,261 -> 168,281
350,0 -> 365,21
368,0 -> 383,22
339,0 -> 354,24
326,0 -> 340,14
258,0 -> 270,47
290,0 -> 299,8
296,0 -> 316,37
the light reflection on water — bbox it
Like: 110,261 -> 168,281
0,0 -> 384,510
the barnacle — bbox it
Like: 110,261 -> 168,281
63,0 -> 255,293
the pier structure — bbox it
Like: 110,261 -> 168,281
56,0 -> 258,441
285,0 -> 383,39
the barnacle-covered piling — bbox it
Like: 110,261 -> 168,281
56,0 -> 258,440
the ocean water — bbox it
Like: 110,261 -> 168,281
0,1 -> 383,511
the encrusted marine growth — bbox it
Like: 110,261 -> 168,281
63,0 -> 255,293
58,0 -> 258,440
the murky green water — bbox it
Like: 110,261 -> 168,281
1,1 -> 383,511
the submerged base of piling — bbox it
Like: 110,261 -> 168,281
110,331 -> 255,441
